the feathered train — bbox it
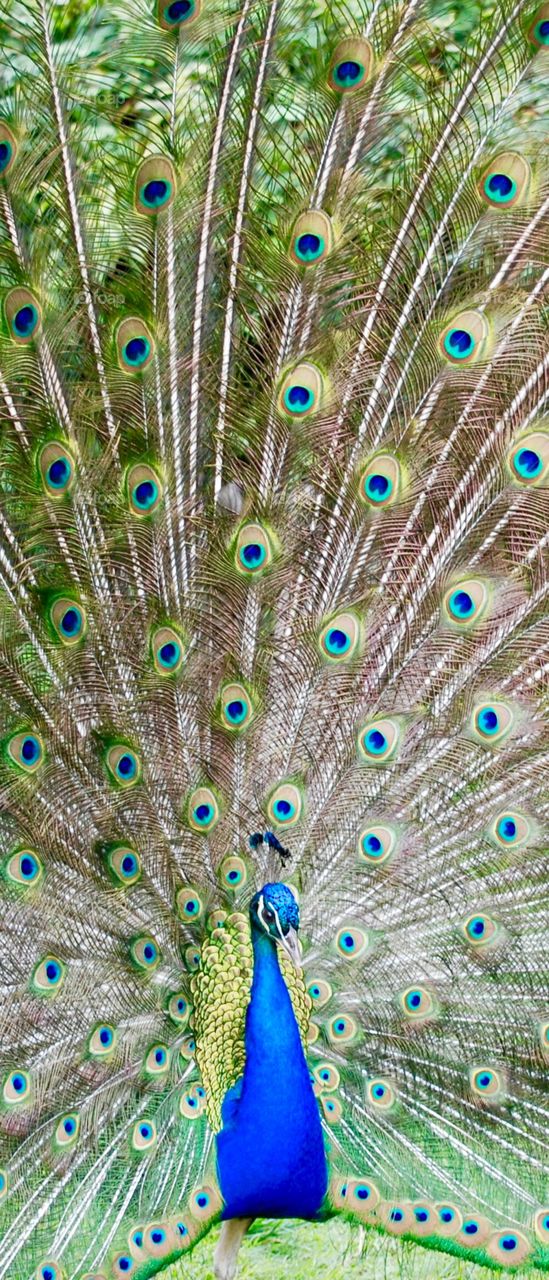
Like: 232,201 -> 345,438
0,0 -> 548,1277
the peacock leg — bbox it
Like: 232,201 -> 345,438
214,1217 -> 254,1280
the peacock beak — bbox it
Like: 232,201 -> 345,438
277,924 -> 301,969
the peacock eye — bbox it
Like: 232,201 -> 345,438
328,37 -> 373,93
158,0 -> 200,29
6,730 -> 45,774
4,287 -> 42,344
116,318 -> 155,373
508,431 -> 548,485
39,441 -> 75,497
105,744 -> 141,788
50,597 -> 87,646
0,124 -> 17,177
187,785 -> 220,833
290,210 -> 334,266
359,454 -> 401,508
134,156 -> 176,215
478,152 -> 531,207
278,362 -> 324,418
126,463 -> 163,516
439,310 -> 489,364
442,578 -> 488,627
528,6 -> 549,47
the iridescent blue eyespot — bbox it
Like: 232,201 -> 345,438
391,1209 -> 403,1223
13,305 -> 38,338
449,589 -> 473,618
274,798 -> 294,819
159,642 -> 178,666
295,233 -> 323,261
476,706 -> 499,734
119,753 -> 136,779
227,700 -> 245,722
444,328 -> 474,359
283,384 -> 314,413
334,60 -> 362,86
363,834 -> 381,855
485,173 -> 515,202
326,628 -> 350,655
163,0 -> 195,22
141,180 -> 171,209
515,447 -> 542,477
240,543 -> 265,568
532,17 -> 549,43
124,337 -> 151,367
497,816 -> 516,841
22,854 -> 39,879
100,1027 -> 113,1046
464,1221 -> 479,1235
366,473 -> 391,501
195,803 -> 212,824
133,480 -> 157,510
60,608 -> 80,636
365,729 -> 386,754
0,141 -> 13,173
48,458 -> 70,487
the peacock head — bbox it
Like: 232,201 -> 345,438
250,883 -> 301,966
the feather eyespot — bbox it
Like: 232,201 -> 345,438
439,311 -> 489,364
528,5 -> 549,46
112,1255 -> 134,1277
358,718 -> 399,763
188,1185 -> 221,1221
307,979 -> 332,1008
461,913 -> 500,949
143,1222 -> 176,1258
469,1065 -> 505,1102
358,824 -> 397,865
220,682 -> 255,730
116,318 -> 155,373
105,744 -> 141,788
411,1204 -> 436,1236
533,1208 -> 549,1244
130,935 -> 161,972
50,598 -> 86,645
335,925 -> 369,960
326,1013 -> 358,1044
127,463 -> 163,516
471,701 -> 513,745
456,1215 -> 492,1247
359,454 -> 401,508
54,1112 -> 80,1148
158,0 -> 200,28
31,955 -> 66,996
176,888 -> 204,922
234,522 -> 274,574
399,986 -> 437,1022
491,809 -> 531,848
434,1204 -> 462,1237
366,1078 -> 396,1110
328,37 -> 373,92
290,210 -> 334,265
179,1089 -> 204,1119
346,1179 -> 380,1216
4,848 -> 43,889
144,1044 -> 170,1077
179,1034 -> 196,1061
278,362 -> 324,418
6,730 -> 45,774
508,431 -> 548,485
0,124 -> 17,176
267,782 -> 303,827
135,157 -> 176,215
151,625 -> 185,675
131,1119 -> 157,1152
220,855 -> 247,890
184,945 -> 201,970
313,1063 -> 340,1092
442,579 -> 488,627
4,287 -> 42,344
479,152 -> 531,207
88,1024 -> 116,1057
487,1230 -> 532,1265
105,845 -> 142,887
318,612 -> 361,663
167,992 -> 191,1025
39,442 -> 75,497
188,786 -> 220,832
3,1069 -> 31,1105
320,1094 -> 342,1124
378,1203 -> 414,1234
35,1264 -> 64,1280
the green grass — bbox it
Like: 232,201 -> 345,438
162,1219 -> 547,1280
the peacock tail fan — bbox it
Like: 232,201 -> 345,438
0,0 -> 548,1277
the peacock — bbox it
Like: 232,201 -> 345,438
0,0 -> 548,1276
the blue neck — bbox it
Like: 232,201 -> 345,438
216,927 -> 328,1220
